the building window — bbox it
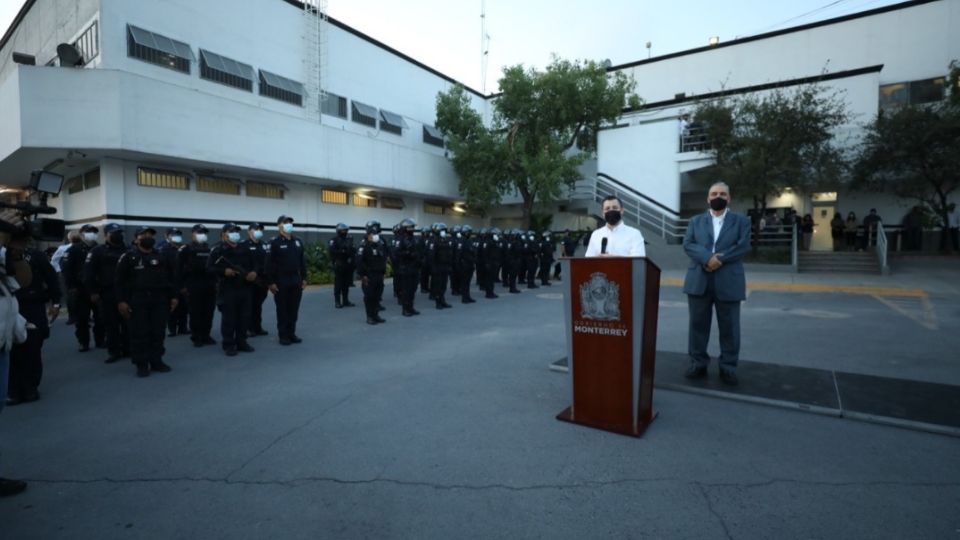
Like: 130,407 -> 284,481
381,196 -> 405,210
423,125 -> 444,147
74,21 -> 99,65
351,101 -> 378,127
197,176 -> 241,195
879,77 -> 945,112
246,181 -> 285,199
260,70 -> 304,107
200,49 -> 253,92
909,78 -> 945,105
137,167 -> 190,190
83,168 -> 101,189
127,25 -> 193,74
322,189 -> 349,205
379,110 -> 407,136
321,92 -> 348,118
352,193 -> 377,207
423,201 -> 446,215
67,175 -> 84,194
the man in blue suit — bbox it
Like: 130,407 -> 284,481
682,182 -> 751,385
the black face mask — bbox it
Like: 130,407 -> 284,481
338,231 -> 347,237
139,237 -> 156,250
604,210 -> 622,225
108,232 -> 124,245
709,197 -> 728,211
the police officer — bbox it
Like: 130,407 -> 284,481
427,223 -> 454,309
538,230 -> 556,286
179,224 -> 216,347
6,243 -> 61,405
115,227 -> 177,378
266,215 -> 306,346
556,229 -> 578,280
61,224 -> 103,352
504,229 -> 523,294
390,223 -> 402,304
209,223 -> 256,356
241,223 -> 269,337
480,228 -> 503,299
84,223 -> 132,363
328,223 -> 356,309
522,230 -> 540,289
161,227 -> 188,337
356,222 -> 388,325
419,227 -> 432,295
450,225 -> 463,296
458,225 -> 478,304
394,218 -> 421,316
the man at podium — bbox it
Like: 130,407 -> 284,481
584,196 -> 646,257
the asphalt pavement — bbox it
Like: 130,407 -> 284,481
1,266 -> 958,539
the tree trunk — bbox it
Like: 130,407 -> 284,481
521,195 -> 534,230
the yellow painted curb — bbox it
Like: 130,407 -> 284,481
659,277 -> 926,298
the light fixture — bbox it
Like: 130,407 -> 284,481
451,204 -> 467,214
355,192 -> 375,200
709,36 -> 720,47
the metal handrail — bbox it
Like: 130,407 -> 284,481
875,221 -> 889,274
587,176 -> 689,242
790,222 -> 799,271
679,125 -> 712,153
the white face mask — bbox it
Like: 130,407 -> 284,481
195,234 -> 208,243
492,235 -> 499,241
170,235 -> 183,244
82,232 -> 97,243
439,231 -> 447,238
456,233 -> 462,238
227,232 -> 241,243
371,234 -> 380,243
253,230 -> 264,240
282,223 -> 294,234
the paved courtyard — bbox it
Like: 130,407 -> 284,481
1,270 -> 959,539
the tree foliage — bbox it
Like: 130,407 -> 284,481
852,63 -> 960,248
693,84 -> 852,210
435,58 -> 640,226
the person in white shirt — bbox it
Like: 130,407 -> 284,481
585,196 -> 646,258
947,203 -> 959,252
49,232 -> 75,273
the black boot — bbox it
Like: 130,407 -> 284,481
440,295 -> 453,308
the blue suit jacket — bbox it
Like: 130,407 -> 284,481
682,211 -> 751,301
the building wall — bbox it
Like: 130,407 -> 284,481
0,0 -> 101,81
615,0 -> 959,104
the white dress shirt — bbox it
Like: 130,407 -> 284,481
585,222 -> 646,257
50,243 -> 70,273
711,209 -> 728,252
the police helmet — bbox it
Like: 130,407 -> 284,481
451,225 -> 462,234
335,222 -> 349,233
104,223 -> 122,234
134,225 -> 156,236
400,218 -> 417,230
80,224 -> 99,233
461,224 -> 473,235
490,227 -> 502,236
365,220 -> 381,234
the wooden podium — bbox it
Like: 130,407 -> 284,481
556,256 -> 661,437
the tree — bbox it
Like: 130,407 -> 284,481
693,84 -> 852,213
852,64 -> 960,250
435,58 -> 640,227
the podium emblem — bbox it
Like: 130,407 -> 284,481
579,272 -> 621,321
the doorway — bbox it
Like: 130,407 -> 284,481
811,204 -> 835,251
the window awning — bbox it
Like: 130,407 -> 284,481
200,49 -> 253,80
380,110 -> 408,129
260,70 -> 305,96
423,125 -> 444,139
128,25 -> 194,61
352,101 -> 378,118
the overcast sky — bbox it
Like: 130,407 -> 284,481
1,0 -> 905,92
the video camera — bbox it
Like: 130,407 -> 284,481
0,170 -> 66,242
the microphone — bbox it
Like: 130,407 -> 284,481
601,237 -> 608,255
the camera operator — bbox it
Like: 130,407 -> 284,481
6,227 -> 61,405
0,208 -> 33,497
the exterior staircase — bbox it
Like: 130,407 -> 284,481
798,250 -> 883,274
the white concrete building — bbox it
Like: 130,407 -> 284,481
0,0 -> 491,238
0,0 -> 957,248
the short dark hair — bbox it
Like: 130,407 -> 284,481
601,195 -> 623,208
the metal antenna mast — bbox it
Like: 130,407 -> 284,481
303,0 -> 328,122
481,0 -> 489,94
